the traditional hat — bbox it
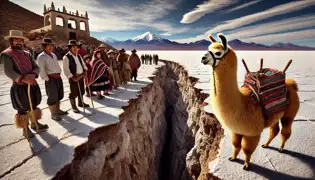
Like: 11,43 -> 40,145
4,30 -> 29,41
67,40 -> 79,47
79,41 -> 86,45
83,54 -> 91,60
131,49 -> 137,53
107,49 -> 115,55
41,38 -> 54,45
98,43 -> 106,48
119,48 -> 126,53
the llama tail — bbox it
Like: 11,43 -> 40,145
285,78 -> 298,91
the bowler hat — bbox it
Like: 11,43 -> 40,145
107,49 -> 115,55
67,40 -> 79,47
119,48 -> 126,53
131,49 -> 137,53
41,38 -> 54,45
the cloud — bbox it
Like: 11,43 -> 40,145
227,14 -> 315,40
242,29 -> 315,44
10,0 -> 189,36
176,0 -> 315,43
180,0 -> 237,24
225,0 -> 262,13
160,32 -> 172,36
206,0 -> 315,35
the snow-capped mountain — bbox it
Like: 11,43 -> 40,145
100,38 -> 120,44
132,32 -> 165,42
104,33 -> 315,51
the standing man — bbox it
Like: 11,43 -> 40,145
149,54 -> 153,65
141,54 -> 145,64
107,50 -> 121,89
37,38 -> 68,121
63,40 -> 89,113
78,41 -> 88,58
117,49 -> 131,84
154,54 -> 159,65
128,49 -> 141,81
1,30 -> 48,138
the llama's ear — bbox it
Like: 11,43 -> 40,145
208,35 -> 217,43
218,33 -> 227,50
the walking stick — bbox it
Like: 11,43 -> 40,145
88,85 -> 95,109
27,84 -> 39,133
77,80 -> 85,114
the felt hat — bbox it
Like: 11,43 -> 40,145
119,48 -> 126,53
4,30 -> 29,41
67,40 -> 79,47
79,41 -> 86,45
83,54 -> 91,60
107,49 -> 115,55
98,43 -> 106,48
131,49 -> 137,53
41,38 -> 54,45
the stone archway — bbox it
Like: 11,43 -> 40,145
45,15 -> 51,26
56,15 -> 66,27
80,21 -> 86,31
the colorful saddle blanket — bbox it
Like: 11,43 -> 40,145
243,68 -> 289,119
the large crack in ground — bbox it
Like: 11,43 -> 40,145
53,60 -> 224,180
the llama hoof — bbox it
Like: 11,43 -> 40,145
228,157 -> 236,161
243,164 -> 250,171
262,144 -> 269,148
278,148 -> 283,153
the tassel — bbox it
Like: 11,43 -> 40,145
27,108 -> 42,123
14,114 -> 29,128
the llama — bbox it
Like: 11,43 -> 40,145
201,34 -> 300,170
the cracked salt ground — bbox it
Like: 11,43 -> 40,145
139,51 -> 315,180
0,62 -> 162,180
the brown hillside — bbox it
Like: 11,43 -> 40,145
0,0 -> 44,50
0,0 -> 113,51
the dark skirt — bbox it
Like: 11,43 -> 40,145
45,78 -> 64,105
90,71 -> 111,92
10,83 -> 42,113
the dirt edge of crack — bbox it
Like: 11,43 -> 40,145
53,60 -> 224,180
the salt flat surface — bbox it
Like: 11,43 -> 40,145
0,62 -> 161,180
139,50 -> 315,179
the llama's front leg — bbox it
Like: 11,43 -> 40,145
262,122 -> 280,148
229,132 -> 242,161
241,135 -> 260,170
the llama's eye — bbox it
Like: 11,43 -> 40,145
215,52 -> 222,56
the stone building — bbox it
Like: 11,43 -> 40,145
31,2 -> 90,40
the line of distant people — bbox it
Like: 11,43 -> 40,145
141,54 -> 159,65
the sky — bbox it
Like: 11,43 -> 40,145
9,0 -> 315,47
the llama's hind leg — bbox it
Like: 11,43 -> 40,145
279,117 -> 294,152
229,132 -> 242,161
242,135 -> 260,170
262,122 -> 280,148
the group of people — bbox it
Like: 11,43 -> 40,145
0,30 -> 144,139
141,54 -> 159,65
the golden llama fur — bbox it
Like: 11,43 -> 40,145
201,34 -> 300,170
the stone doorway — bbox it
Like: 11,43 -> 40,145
69,32 -> 76,40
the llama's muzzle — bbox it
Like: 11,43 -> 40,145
201,56 -> 209,65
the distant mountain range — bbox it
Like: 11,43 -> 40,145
101,32 -> 315,51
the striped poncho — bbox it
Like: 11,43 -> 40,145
86,58 -> 110,87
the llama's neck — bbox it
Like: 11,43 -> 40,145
210,62 -> 242,119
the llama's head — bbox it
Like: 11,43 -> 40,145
201,33 -> 236,68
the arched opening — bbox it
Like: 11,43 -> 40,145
56,16 -> 65,27
80,21 -> 86,31
68,19 -> 77,29
44,15 -> 51,26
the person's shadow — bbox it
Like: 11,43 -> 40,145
232,146 -> 315,180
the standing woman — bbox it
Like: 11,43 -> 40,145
87,50 -> 111,99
